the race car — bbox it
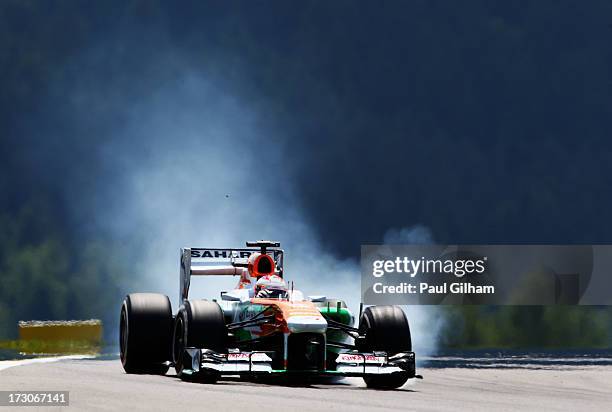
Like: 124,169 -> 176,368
119,240 -> 418,389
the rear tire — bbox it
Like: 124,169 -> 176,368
120,293 -> 173,374
358,305 -> 411,389
173,300 -> 227,382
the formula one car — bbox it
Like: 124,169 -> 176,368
119,241 -> 418,389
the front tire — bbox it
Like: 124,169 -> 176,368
173,300 -> 227,382
358,305 -> 411,389
120,293 -> 173,374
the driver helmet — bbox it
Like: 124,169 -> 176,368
255,274 -> 288,299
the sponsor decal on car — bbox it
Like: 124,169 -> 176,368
336,354 -> 386,364
191,249 -> 253,258
227,353 -> 272,362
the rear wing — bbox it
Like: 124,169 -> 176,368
180,246 -> 284,302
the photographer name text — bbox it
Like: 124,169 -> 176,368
372,282 -> 495,294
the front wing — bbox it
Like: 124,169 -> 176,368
180,347 -> 416,378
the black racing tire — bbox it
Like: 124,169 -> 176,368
358,305 -> 411,389
120,293 -> 173,375
173,300 -> 227,382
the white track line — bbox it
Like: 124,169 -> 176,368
0,355 -> 94,372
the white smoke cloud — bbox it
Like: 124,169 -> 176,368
68,56 -> 443,356
97,71 -> 361,308
383,225 -> 434,244
382,225 -> 446,357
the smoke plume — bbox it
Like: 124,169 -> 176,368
29,39 -> 443,355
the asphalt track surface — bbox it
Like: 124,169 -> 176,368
1,359 -> 611,411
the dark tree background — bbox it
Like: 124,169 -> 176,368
0,1 -> 611,347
